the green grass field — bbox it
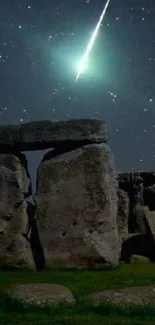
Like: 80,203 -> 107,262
1,262 -> 155,324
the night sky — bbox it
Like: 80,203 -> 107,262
0,0 -> 155,191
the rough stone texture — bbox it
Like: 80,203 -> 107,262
0,153 -> 31,197
125,204 -> 155,246
0,153 -> 30,221
142,206 -> 155,243
130,255 -> 150,263
117,171 -> 155,262
118,172 -> 144,199
0,153 -> 35,270
132,204 -> 150,234
35,143 -> 119,269
117,189 -> 129,235
1,119 -> 155,269
83,285 -> 155,306
118,171 -> 155,207
118,172 -> 144,234
2,233 -> 35,270
8,283 -> 75,306
0,119 -> 110,152
118,171 -> 155,208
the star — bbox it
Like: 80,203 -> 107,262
0,0 -> 154,185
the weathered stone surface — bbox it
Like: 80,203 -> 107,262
143,206 -> 155,243
7,283 -> 75,306
2,233 -> 35,270
117,171 -> 155,263
0,153 -> 31,197
118,171 -> 155,236
35,143 -> 119,269
0,153 -> 35,269
128,204 -> 155,244
83,285 -> 155,306
0,153 -> 31,220
117,189 -> 130,258
0,119 -> 110,152
117,189 -> 129,237
132,204 -> 150,234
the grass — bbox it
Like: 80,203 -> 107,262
0,262 -> 155,324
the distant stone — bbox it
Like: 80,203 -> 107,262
118,172 -> 144,205
121,233 -> 155,262
118,171 -> 155,208
8,283 -> 75,306
144,184 -> 155,210
118,172 -> 143,187
117,190 -> 129,235
118,171 -> 155,187
130,255 -> 150,263
118,172 -> 155,235
35,143 -> 119,269
132,204 -> 150,234
0,119 -> 110,152
83,285 -> 155,306
142,206 -> 155,243
131,205 -> 155,244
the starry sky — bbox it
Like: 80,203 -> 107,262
0,0 -> 155,191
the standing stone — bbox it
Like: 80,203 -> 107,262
117,189 -> 129,237
133,183 -> 144,205
143,184 -> 155,210
132,204 -> 150,234
120,204 -> 155,262
130,204 -> 155,243
35,143 -> 119,269
2,233 -> 35,270
0,153 -> 35,270
143,206 -> 155,243
117,189 -> 129,257
0,152 -> 31,196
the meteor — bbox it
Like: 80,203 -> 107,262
76,0 -> 110,81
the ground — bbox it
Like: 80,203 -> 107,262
1,262 -> 155,324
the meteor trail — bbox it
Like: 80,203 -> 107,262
76,0 -> 110,82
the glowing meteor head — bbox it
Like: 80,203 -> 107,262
76,57 -> 89,76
